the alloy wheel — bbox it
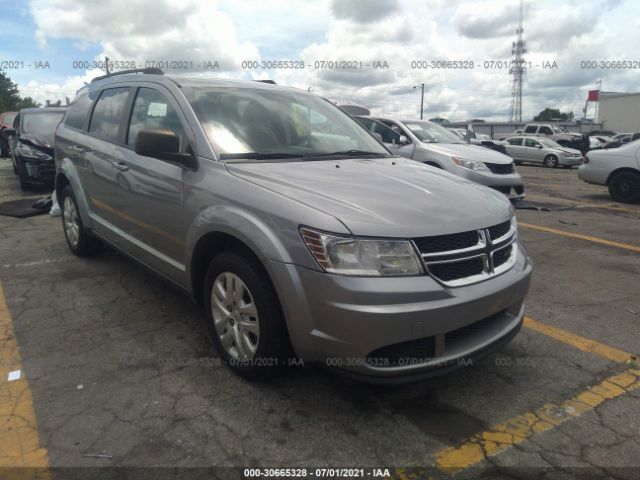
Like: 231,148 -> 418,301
63,196 -> 80,247
211,272 -> 260,360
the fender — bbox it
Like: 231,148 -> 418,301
56,157 -> 94,229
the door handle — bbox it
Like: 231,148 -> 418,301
114,161 -> 129,172
71,145 -> 86,153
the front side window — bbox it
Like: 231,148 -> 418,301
524,126 -> 537,133
539,126 -> 553,135
89,87 -> 131,143
127,88 -> 186,150
184,87 -> 388,159
403,121 -> 464,144
525,138 -> 540,148
21,111 -> 65,134
508,138 -> 522,146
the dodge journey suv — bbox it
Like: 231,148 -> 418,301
55,69 -> 532,383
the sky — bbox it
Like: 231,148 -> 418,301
1,0 -> 639,121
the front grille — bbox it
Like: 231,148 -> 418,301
493,244 -> 512,268
429,257 -> 484,281
414,230 -> 479,254
367,336 -> 435,367
413,220 -> 517,287
484,162 -> 514,174
488,220 -> 511,241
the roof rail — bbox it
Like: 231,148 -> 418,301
91,68 -> 164,83
254,79 -> 276,84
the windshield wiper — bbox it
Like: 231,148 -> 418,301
302,149 -> 389,158
219,152 -> 303,161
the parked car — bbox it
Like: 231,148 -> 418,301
8,107 -> 66,190
578,140 -> 640,203
0,111 -> 18,158
588,129 -> 618,137
55,69 -> 532,382
504,136 -> 583,168
601,133 -> 640,149
496,123 -> 588,152
446,127 -> 509,155
369,117 -> 525,199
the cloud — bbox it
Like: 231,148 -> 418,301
331,0 -> 399,24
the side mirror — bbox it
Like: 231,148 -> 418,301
537,145 -> 543,149
398,135 -> 409,145
135,129 -> 195,168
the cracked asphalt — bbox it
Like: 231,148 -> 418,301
0,156 -> 638,479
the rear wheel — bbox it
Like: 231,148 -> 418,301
203,248 -> 292,379
60,185 -> 103,256
608,171 -> 640,203
543,155 -> 558,168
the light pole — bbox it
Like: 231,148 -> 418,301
413,83 -> 425,120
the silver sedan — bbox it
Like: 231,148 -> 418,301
504,136 -> 583,168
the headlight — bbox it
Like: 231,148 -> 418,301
300,228 -> 424,276
17,143 -> 52,160
451,156 -> 489,171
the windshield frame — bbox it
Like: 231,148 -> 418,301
183,86 -> 390,161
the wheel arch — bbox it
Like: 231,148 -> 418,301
606,167 -> 640,185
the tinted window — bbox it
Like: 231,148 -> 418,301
372,121 -> 401,144
539,126 -> 553,135
64,91 -> 97,130
508,138 -> 522,146
127,88 -> 186,149
524,125 -> 537,133
89,87 -> 130,143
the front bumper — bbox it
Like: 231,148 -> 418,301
268,241 -> 532,382
559,156 -> 583,166
18,156 -> 55,186
578,164 -> 607,185
455,168 -> 525,199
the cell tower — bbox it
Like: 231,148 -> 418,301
509,0 -> 526,122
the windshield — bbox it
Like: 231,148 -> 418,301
403,120 -> 464,144
21,111 -> 65,135
184,87 -> 388,159
538,138 -> 562,148
1,112 -> 17,126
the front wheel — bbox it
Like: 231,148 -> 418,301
543,155 -> 558,168
608,171 -> 640,203
203,249 -> 292,379
60,185 -> 103,256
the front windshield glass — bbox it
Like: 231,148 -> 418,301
21,112 -> 65,134
2,112 -> 17,126
184,87 -> 389,159
403,120 -> 464,144
538,138 -> 562,148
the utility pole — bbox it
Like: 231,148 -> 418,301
509,0 -> 526,122
413,83 -> 425,120
105,56 -> 110,76
594,79 -> 602,123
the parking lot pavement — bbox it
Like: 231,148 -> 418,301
0,157 -> 638,478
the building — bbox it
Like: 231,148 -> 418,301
597,91 -> 640,132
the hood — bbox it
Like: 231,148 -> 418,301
19,132 -> 55,152
226,157 -> 512,238
552,147 -> 581,155
418,142 -> 513,164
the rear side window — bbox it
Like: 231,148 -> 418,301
64,91 -> 97,130
89,87 -> 130,143
524,125 -> 537,133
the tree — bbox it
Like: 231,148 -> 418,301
533,108 -> 574,122
0,70 -> 41,111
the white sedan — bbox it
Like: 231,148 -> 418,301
578,139 -> 640,203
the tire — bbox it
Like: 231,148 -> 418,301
608,171 -> 640,203
203,248 -> 292,379
543,155 -> 558,168
60,185 -> 103,256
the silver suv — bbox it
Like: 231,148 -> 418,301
55,69 -> 532,382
